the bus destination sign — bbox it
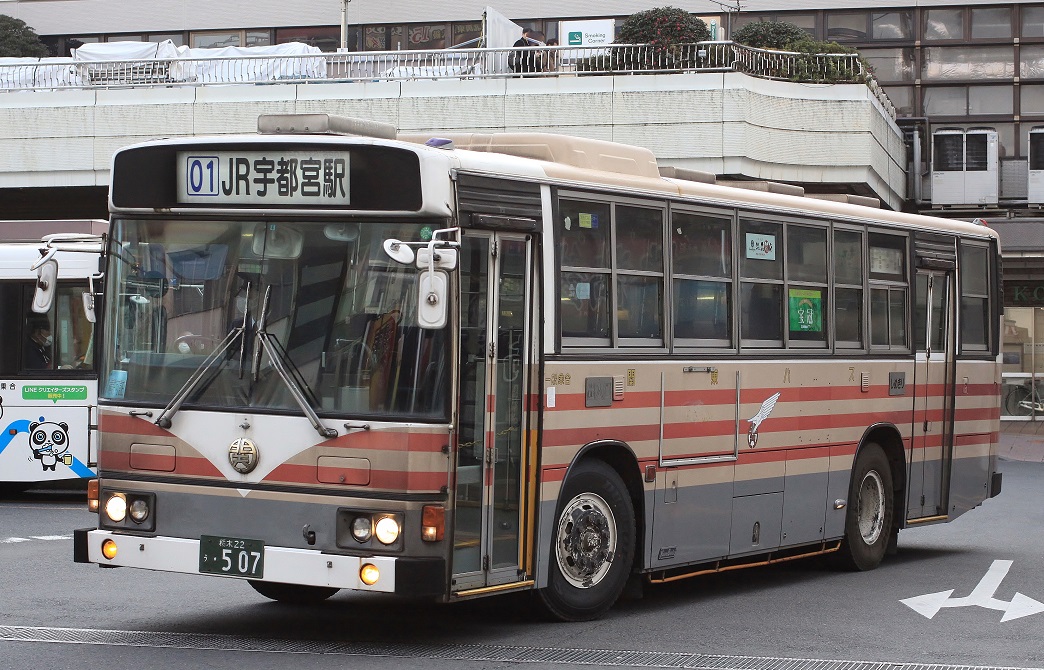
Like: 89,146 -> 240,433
177,151 -> 351,205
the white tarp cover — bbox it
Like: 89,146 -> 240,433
483,6 -> 525,74
172,42 -> 326,83
0,57 -> 84,90
72,40 -> 180,62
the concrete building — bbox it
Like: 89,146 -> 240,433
4,0 -> 1044,416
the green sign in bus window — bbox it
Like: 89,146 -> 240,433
788,289 -> 822,333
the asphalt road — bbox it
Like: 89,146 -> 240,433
1,458 -> 1042,670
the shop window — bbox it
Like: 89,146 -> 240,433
826,13 -> 867,42
452,22 -> 483,48
922,46 -> 1015,80
148,33 -> 185,47
1021,45 -> 1044,79
969,86 -> 1013,115
1018,85 -> 1044,117
860,48 -> 915,82
924,9 -> 964,41
275,26 -> 339,52
924,86 -> 968,116
971,7 -> 1012,39
408,23 -> 448,50
871,12 -> 912,40
1022,6 -> 1044,38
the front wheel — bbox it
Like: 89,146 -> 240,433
248,580 -> 339,604
537,459 -> 635,621
835,443 -> 894,571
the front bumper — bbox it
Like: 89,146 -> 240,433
74,528 -> 444,596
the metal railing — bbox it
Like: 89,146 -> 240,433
0,41 -> 892,118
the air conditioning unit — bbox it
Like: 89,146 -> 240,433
1029,126 -> 1044,204
931,127 -> 999,206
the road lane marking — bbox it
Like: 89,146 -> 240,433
0,625 -> 1040,669
1,534 -> 71,544
902,560 -> 1044,622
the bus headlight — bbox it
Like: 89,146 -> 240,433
351,516 -> 372,543
374,516 -> 400,545
104,493 -> 127,523
128,498 -> 150,523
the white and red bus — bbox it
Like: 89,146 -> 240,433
63,115 -> 1001,620
0,221 -> 103,492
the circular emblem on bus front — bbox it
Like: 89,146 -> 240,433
228,438 -> 259,474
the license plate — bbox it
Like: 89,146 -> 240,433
199,535 -> 265,578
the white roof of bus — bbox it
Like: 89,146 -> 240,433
411,132 -> 998,242
0,244 -> 98,280
116,130 -> 997,242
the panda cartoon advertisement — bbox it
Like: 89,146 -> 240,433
0,384 -> 96,483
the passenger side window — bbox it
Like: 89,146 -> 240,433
740,219 -> 783,345
868,233 -> 909,350
672,211 -> 732,346
960,242 -> 991,352
833,229 -> 864,348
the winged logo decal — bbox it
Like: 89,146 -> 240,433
747,392 -> 781,448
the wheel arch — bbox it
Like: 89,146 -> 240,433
857,422 -> 906,530
561,440 -> 645,570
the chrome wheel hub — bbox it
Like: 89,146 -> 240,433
555,492 -> 617,588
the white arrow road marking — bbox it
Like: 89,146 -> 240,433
901,560 -> 1044,622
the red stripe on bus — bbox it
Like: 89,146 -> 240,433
264,462 -> 447,491
99,412 -> 174,437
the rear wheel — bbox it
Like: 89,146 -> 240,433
835,443 -> 894,571
1006,385 -> 1032,416
248,580 -> 339,604
537,459 -> 635,621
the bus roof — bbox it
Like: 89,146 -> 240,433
116,116 -> 998,242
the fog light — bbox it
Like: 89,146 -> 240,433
101,538 -> 118,560
421,505 -> 445,542
351,516 -> 372,543
360,563 -> 380,586
374,516 -> 400,545
104,493 -> 127,523
128,498 -> 150,523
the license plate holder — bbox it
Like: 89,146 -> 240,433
198,535 -> 265,578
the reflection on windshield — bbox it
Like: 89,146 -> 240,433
102,218 -> 449,420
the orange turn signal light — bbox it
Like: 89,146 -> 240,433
360,563 -> 380,585
87,479 -> 99,513
101,538 -> 118,560
421,505 -> 445,542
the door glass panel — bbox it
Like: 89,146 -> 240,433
490,238 -> 528,569
453,236 -> 489,575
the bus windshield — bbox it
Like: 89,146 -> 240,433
101,218 -> 449,420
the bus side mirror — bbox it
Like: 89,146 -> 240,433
32,259 -> 58,313
417,270 -> 448,329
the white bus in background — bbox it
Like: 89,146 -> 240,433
0,221 -> 104,493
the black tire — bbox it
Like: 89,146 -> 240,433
537,459 -> 635,621
835,443 -> 894,571
248,580 -> 339,604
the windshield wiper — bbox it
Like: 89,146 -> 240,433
154,323 -> 246,429
252,284 -> 338,440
